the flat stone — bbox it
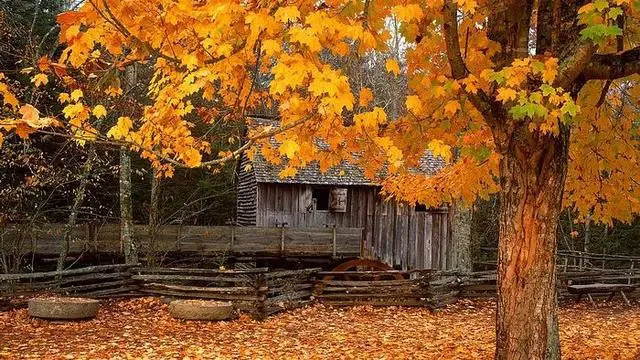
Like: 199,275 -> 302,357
169,300 -> 233,321
28,297 -> 99,320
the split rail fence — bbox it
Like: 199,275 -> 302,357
2,265 -> 638,315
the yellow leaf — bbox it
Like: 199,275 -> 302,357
182,54 -> 198,71
31,73 -> 48,87
289,28 -> 322,52
64,24 -> 81,40
456,0 -> 478,13
274,6 -> 300,23
444,100 -> 460,117
62,103 -> 84,119
496,88 -> 517,103
385,59 -> 401,76
354,107 -> 387,129
359,88 -> 374,107
391,5 -> 424,22
0,82 -> 19,109
279,139 -> 300,159
428,139 -> 452,162
107,116 -> 133,140
461,75 -> 479,94
70,89 -> 83,102
215,44 -> 233,58
542,57 -> 559,84
405,95 -> 422,113
279,166 -> 298,178
59,93 -> 70,103
181,147 -> 202,167
92,104 -> 107,118
261,39 -> 281,56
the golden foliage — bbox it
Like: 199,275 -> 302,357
0,0 -> 636,222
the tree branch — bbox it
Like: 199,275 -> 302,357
581,47 -> 640,80
441,1 -> 502,126
554,40 -> 597,90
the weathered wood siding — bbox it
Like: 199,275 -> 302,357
255,183 -> 375,229
236,154 -> 258,226
253,183 -> 454,270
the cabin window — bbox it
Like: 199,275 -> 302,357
312,188 -> 330,210
415,204 -> 428,212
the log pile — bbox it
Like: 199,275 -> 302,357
312,270 -> 431,307
0,264 -> 138,299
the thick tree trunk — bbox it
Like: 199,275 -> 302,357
120,147 -> 137,264
495,125 -> 568,360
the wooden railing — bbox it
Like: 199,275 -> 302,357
0,224 -> 362,258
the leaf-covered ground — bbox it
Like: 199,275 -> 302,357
0,298 -> 639,359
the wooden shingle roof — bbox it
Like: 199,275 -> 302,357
250,151 -> 444,186
245,116 -> 445,186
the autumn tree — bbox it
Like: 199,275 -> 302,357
0,0 -> 639,358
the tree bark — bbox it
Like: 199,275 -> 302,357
495,125 -> 568,360
57,146 -> 96,272
119,147 -> 137,264
147,167 -> 160,267
451,200 -> 473,272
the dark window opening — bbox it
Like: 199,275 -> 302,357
312,188 -> 330,211
415,203 -> 428,212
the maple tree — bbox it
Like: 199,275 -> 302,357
0,0 -> 639,358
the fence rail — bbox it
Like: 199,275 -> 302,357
2,265 -> 638,315
0,224 -> 362,258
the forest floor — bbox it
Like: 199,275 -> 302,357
0,298 -> 639,359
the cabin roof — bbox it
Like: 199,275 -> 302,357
250,151 -> 444,186
245,116 -> 445,186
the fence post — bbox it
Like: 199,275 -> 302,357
332,226 -> 337,258
230,226 -> 235,250
253,271 -> 267,320
280,227 -> 286,255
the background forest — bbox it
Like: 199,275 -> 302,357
0,0 -> 638,273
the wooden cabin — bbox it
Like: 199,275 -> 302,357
236,149 -> 468,271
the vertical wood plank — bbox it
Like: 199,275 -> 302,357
431,214 -> 441,270
364,189 -> 375,258
408,206 -> 417,269
441,211 -> 449,270
425,213 -> 433,269
416,213 -> 425,268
